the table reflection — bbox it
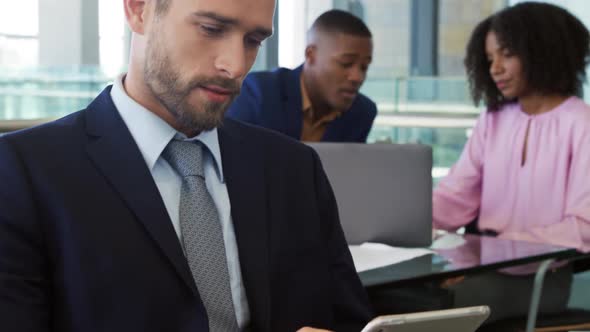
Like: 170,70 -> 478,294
360,234 -> 577,288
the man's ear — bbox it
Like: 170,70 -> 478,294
124,0 -> 150,35
305,45 -> 317,65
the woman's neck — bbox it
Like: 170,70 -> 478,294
518,93 -> 570,115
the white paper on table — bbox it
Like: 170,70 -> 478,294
348,242 -> 434,272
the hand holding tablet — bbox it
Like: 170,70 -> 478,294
361,306 -> 490,332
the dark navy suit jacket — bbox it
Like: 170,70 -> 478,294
0,87 -> 371,332
226,65 -> 377,142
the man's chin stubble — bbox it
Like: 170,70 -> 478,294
172,102 -> 229,135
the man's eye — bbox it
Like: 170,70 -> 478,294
245,37 -> 263,48
339,62 -> 353,68
201,24 -> 223,35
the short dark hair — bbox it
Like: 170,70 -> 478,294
464,2 -> 590,111
310,9 -> 372,38
154,0 -> 171,16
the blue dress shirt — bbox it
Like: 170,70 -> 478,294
110,75 -> 250,328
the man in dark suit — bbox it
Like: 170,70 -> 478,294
0,0 -> 371,331
226,10 -> 376,143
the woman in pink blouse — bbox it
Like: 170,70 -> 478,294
433,2 -> 590,322
433,2 -> 590,252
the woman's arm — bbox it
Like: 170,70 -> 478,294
433,112 -> 487,231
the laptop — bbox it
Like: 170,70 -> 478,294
361,306 -> 490,332
307,143 -> 432,247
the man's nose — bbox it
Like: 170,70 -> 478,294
215,38 -> 248,80
348,65 -> 366,86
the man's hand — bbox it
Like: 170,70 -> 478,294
297,328 -> 333,332
440,275 -> 465,288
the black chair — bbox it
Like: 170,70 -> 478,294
464,219 -> 590,332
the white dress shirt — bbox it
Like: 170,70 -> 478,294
110,75 -> 250,328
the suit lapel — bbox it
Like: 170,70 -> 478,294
322,116 -> 346,142
84,87 -> 198,296
322,98 -> 361,142
281,66 -> 304,140
218,119 -> 271,331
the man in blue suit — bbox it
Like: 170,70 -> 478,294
0,0 -> 371,331
226,10 -> 376,143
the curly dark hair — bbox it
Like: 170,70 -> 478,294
464,2 -> 590,111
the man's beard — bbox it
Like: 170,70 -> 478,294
143,37 -> 240,134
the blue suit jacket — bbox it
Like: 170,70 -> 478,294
0,87 -> 371,332
226,65 -> 377,142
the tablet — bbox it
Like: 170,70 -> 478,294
361,306 -> 490,332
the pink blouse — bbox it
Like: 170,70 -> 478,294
433,96 -> 590,252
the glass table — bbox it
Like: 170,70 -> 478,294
359,234 -> 586,332
360,234 -> 579,290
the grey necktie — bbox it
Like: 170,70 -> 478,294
163,138 -> 238,331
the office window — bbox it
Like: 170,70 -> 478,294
0,0 -> 39,66
99,0 -> 127,76
278,0 -> 321,68
438,0 -> 505,76
363,0 -> 410,79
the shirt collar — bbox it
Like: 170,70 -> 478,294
110,74 -> 225,182
299,71 -> 343,123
